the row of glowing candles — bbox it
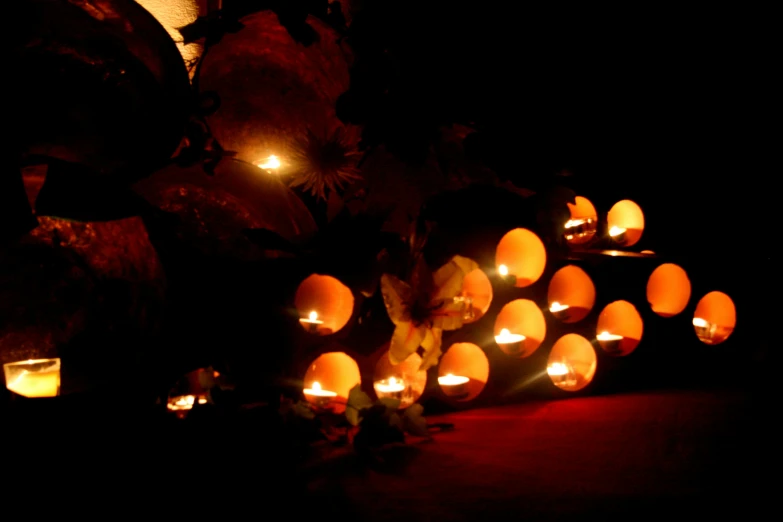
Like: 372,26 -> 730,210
563,216 -> 627,243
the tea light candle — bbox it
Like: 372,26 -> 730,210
498,264 -> 509,277
495,328 -> 526,356
547,361 -> 577,389
497,264 -> 516,285
609,226 -> 627,243
549,301 -> 571,320
299,310 -> 325,333
374,376 -> 406,400
597,331 -> 624,354
3,358 -> 61,398
693,317 -> 717,342
303,381 -> 337,407
438,373 -> 470,398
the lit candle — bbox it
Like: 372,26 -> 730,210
693,317 -> 717,343
374,376 -> 406,400
609,226 -> 627,243
438,373 -> 470,398
167,394 -> 196,411
3,358 -> 61,398
547,360 -> 577,389
299,310 -> 325,333
495,328 -> 526,356
597,331 -> 624,354
549,301 -> 571,320
497,264 -> 516,285
498,264 -> 509,277
303,381 -> 337,407
564,217 -> 597,242
257,155 -> 281,171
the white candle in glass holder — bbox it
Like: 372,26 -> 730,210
438,373 -> 470,397
495,328 -> 526,355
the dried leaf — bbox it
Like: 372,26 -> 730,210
430,255 -> 478,302
390,321 -> 427,365
380,274 -> 413,324
403,403 -> 430,438
419,328 -> 443,371
346,385 -> 374,426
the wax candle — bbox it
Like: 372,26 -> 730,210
303,381 -> 337,407
438,373 -> 470,398
609,226 -> 627,243
547,361 -> 577,389
299,310 -> 325,333
549,301 -> 571,320
495,328 -> 526,356
374,376 -> 406,400
3,358 -> 61,398
597,331 -> 624,354
692,317 -> 717,343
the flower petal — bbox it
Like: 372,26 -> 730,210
419,328 -> 443,371
431,255 -> 480,302
390,321 -> 427,365
380,274 -> 413,324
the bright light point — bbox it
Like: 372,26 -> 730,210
693,317 -> 708,327
389,377 -> 397,385
550,302 -> 569,312
498,264 -> 509,276
609,226 -> 626,237
500,328 -> 510,336
547,362 -> 569,376
311,381 -> 321,391
257,155 -> 281,170
308,311 -> 318,322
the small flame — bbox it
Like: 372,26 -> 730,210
564,219 -> 585,229
257,155 -> 281,170
609,226 -> 626,237
500,328 -> 510,336
308,311 -> 318,322
498,264 -> 509,276
388,376 -> 397,386
547,362 -> 569,376
550,302 -> 569,313
311,381 -> 322,391
693,317 -> 708,328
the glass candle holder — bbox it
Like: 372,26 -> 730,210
547,360 -> 577,390
597,332 -> 624,354
374,377 -> 406,401
438,374 -> 470,399
4,358 -> 61,398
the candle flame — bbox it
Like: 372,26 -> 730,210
550,302 -> 569,312
564,219 -> 584,229
500,328 -> 510,336
311,381 -> 322,391
308,311 -> 318,322
389,376 -> 397,385
498,264 -> 509,276
609,226 -> 626,237
547,362 -> 569,376
257,155 -> 281,170
692,317 -> 708,328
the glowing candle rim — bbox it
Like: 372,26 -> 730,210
257,154 -> 282,170
3,357 -> 61,368
597,331 -> 624,341
303,381 -> 337,397
609,226 -> 627,237
438,374 -> 470,386
495,329 -> 526,343
547,362 -> 571,376
299,310 -> 324,325
374,377 -> 406,393
549,302 -> 570,313
692,317 -> 709,327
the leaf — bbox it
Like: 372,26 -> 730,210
429,299 -> 466,331
380,274 -> 413,324
430,255 -> 479,302
377,397 -> 402,413
419,327 -> 443,371
389,321 -> 427,365
346,385 -> 374,426
403,403 -> 431,438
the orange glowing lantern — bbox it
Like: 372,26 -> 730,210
457,268 -> 493,323
646,263 -> 692,317
607,200 -> 645,246
493,299 -> 547,357
438,343 -> 489,401
294,274 -> 354,335
373,348 -> 427,408
495,228 -> 547,287
564,196 -> 598,245
547,265 -> 596,323
547,334 -> 597,392
596,301 -> 644,356
692,291 -> 736,345
303,352 -> 361,412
